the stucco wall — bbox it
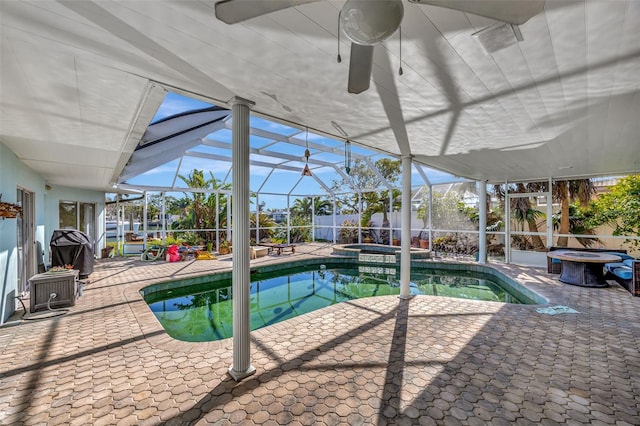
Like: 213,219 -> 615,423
0,142 -> 45,323
0,142 -> 105,324
44,186 -> 106,262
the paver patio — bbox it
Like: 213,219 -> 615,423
1,243 -> 639,425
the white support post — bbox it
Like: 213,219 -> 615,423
400,156 -> 412,298
389,191 -> 393,245
228,96 -> 256,381
215,193 -> 219,251
256,194 -> 260,243
547,177 -> 553,248
116,196 -> 121,255
428,184 -> 433,247
287,195 -> 291,244
161,192 -> 166,245
358,193 -> 362,243
505,181 -> 511,264
227,194 -> 231,244
332,196 -> 337,244
311,196 -> 315,242
143,191 -> 148,247
477,181 -> 487,264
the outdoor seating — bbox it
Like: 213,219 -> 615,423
251,246 -> 269,259
604,258 -> 639,296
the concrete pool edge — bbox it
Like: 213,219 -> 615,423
138,256 -> 549,351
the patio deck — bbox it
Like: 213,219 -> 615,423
1,243 -> 639,425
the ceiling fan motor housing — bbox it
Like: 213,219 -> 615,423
340,0 -> 404,45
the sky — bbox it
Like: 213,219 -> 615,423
123,92 -> 464,210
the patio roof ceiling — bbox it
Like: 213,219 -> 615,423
1,0 -> 639,192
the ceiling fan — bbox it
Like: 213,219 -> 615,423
214,0 -> 544,94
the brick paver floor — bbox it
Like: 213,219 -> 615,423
1,243 -> 639,425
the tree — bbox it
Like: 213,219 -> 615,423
250,212 -> 276,243
493,182 -> 546,250
553,179 -> 596,247
589,175 -> 640,249
291,197 -> 313,219
552,204 -> 600,248
173,169 -> 231,244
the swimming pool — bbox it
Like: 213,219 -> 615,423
142,261 -> 541,342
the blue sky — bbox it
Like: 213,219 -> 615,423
125,92 -> 462,209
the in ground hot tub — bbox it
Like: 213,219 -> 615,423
332,243 -> 430,263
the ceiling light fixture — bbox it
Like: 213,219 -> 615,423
302,127 -> 312,177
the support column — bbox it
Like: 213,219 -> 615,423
161,192 -> 166,245
389,191 -> 393,245
286,195 -> 291,244
358,192 -> 362,243
228,96 -> 256,381
547,177 -> 553,248
143,191 -> 148,247
332,196 -> 337,244
400,155 -> 412,298
477,181 -> 487,264
227,193 -> 231,244
256,194 -> 260,243
428,184 -> 433,248
116,196 -> 121,255
311,196 -> 315,242
215,193 -> 219,251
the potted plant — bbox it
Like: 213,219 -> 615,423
418,230 -> 429,249
218,240 -> 230,255
362,220 -> 375,243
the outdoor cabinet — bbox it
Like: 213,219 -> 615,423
28,270 -> 79,312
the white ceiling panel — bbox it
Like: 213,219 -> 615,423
0,0 -> 638,194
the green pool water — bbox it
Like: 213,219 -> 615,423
144,263 -> 534,342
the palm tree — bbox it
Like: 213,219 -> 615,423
250,212 -> 276,242
552,204 -> 600,247
493,183 -> 546,250
313,198 -> 332,216
552,179 -> 596,247
176,169 -> 231,243
291,197 -> 313,219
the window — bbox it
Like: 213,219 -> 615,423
59,201 -> 96,248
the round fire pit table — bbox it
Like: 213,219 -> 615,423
546,251 -> 621,287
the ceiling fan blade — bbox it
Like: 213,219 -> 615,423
215,0 -> 320,24
408,0 -> 545,25
348,43 -> 374,95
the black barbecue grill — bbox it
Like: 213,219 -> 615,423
50,229 -> 94,278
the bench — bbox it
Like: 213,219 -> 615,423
604,258 -> 640,296
250,246 -> 269,259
